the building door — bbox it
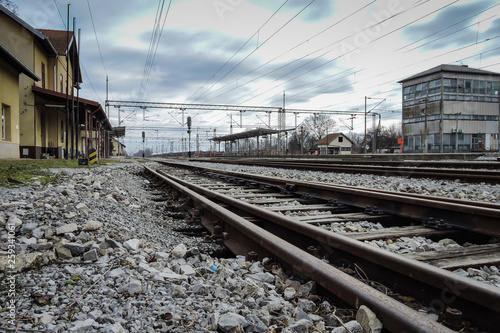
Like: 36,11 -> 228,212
472,134 -> 484,150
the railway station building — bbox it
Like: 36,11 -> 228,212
0,5 -> 112,159
399,64 -> 500,153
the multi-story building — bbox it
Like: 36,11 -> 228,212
399,64 -> 500,153
0,5 -> 112,159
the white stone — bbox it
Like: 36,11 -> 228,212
101,323 -> 126,333
172,243 -> 187,258
109,268 -> 127,278
76,203 -> 89,212
120,278 -> 142,294
6,215 -> 22,230
69,318 -> 96,332
180,264 -> 196,276
218,313 -> 248,332
356,305 -> 383,333
56,223 -> 78,235
123,238 -> 141,251
82,220 -> 102,231
283,287 -> 296,300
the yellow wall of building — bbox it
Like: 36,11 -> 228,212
0,59 -> 21,158
0,14 -> 34,68
1,10 -> 94,159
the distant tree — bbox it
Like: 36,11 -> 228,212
0,0 -> 19,14
302,114 -> 338,142
287,129 -> 307,154
347,131 -> 364,154
366,122 -> 403,153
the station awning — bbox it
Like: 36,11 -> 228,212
212,128 -> 280,142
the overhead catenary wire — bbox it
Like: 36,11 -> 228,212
202,0 -> 378,103
86,0 -> 108,77
116,1 -> 500,152
395,2 -> 500,52
186,0 -> 290,103
192,0 -> 317,103
229,0 -> 497,111
138,0 -> 173,100
205,0 -> 431,105
230,0 -> 460,107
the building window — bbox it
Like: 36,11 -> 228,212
458,79 -> 472,94
443,78 -> 457,93
60,74 -> 64,93
428,79 -> 441,95
473,80 -> 486,95
2,104 -> 11,141
415,82 -> 427,98
487,81 -> 499,95
61,120 -> 64,143
338,136 -> 343,142
341,147 -> 351,151
41,62 -> 46,88
403,85 -> 415,100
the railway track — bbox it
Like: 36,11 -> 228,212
193,158 -> 500,184
143,159 -> 500,332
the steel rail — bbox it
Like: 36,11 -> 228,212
206,158 -> 500,170
195,158 -> 500,183
144,166 -> 456,333
156,160 -> 500,236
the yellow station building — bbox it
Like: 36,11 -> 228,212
0,5 -> 113,159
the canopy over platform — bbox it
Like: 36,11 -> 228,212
212,128 -> 280,142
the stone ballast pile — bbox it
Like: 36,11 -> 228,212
1,162 -> 384,332
188,161 -> 500,204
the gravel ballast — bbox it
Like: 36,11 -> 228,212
1,161 -> 382,332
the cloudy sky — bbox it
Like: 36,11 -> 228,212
14,0 -> 500,154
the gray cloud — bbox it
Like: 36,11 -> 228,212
286,0 -> 334,22
403,0 -> 496,51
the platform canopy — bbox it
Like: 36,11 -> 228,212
212,128 -> 281,142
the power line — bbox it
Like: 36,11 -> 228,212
53,0 -> 65,28
202,0 -> 377,104
192,0 -> 317,103
396,2 -> 500,52
206,0 -> 430,105
138,0 -> 173,100
81,62 -> 103,104
186,0 -> 290,103
404,14 -> 498,53
226,0 -> 461,107
86,0 -> 107,77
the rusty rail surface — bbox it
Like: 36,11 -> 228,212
155,159 -> 500,237
144,166 -> 458,333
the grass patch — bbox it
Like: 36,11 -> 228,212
0,158 -> 132,187
65,274 -> 82,285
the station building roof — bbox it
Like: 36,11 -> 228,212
212,128 -> 280,142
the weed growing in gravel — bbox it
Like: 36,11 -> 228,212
0,159 -> 131,187
65,274 -> 82,285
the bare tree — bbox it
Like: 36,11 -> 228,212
347,131 -> 364,153
0,0 -> 19,14
301,114 -> 338,143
